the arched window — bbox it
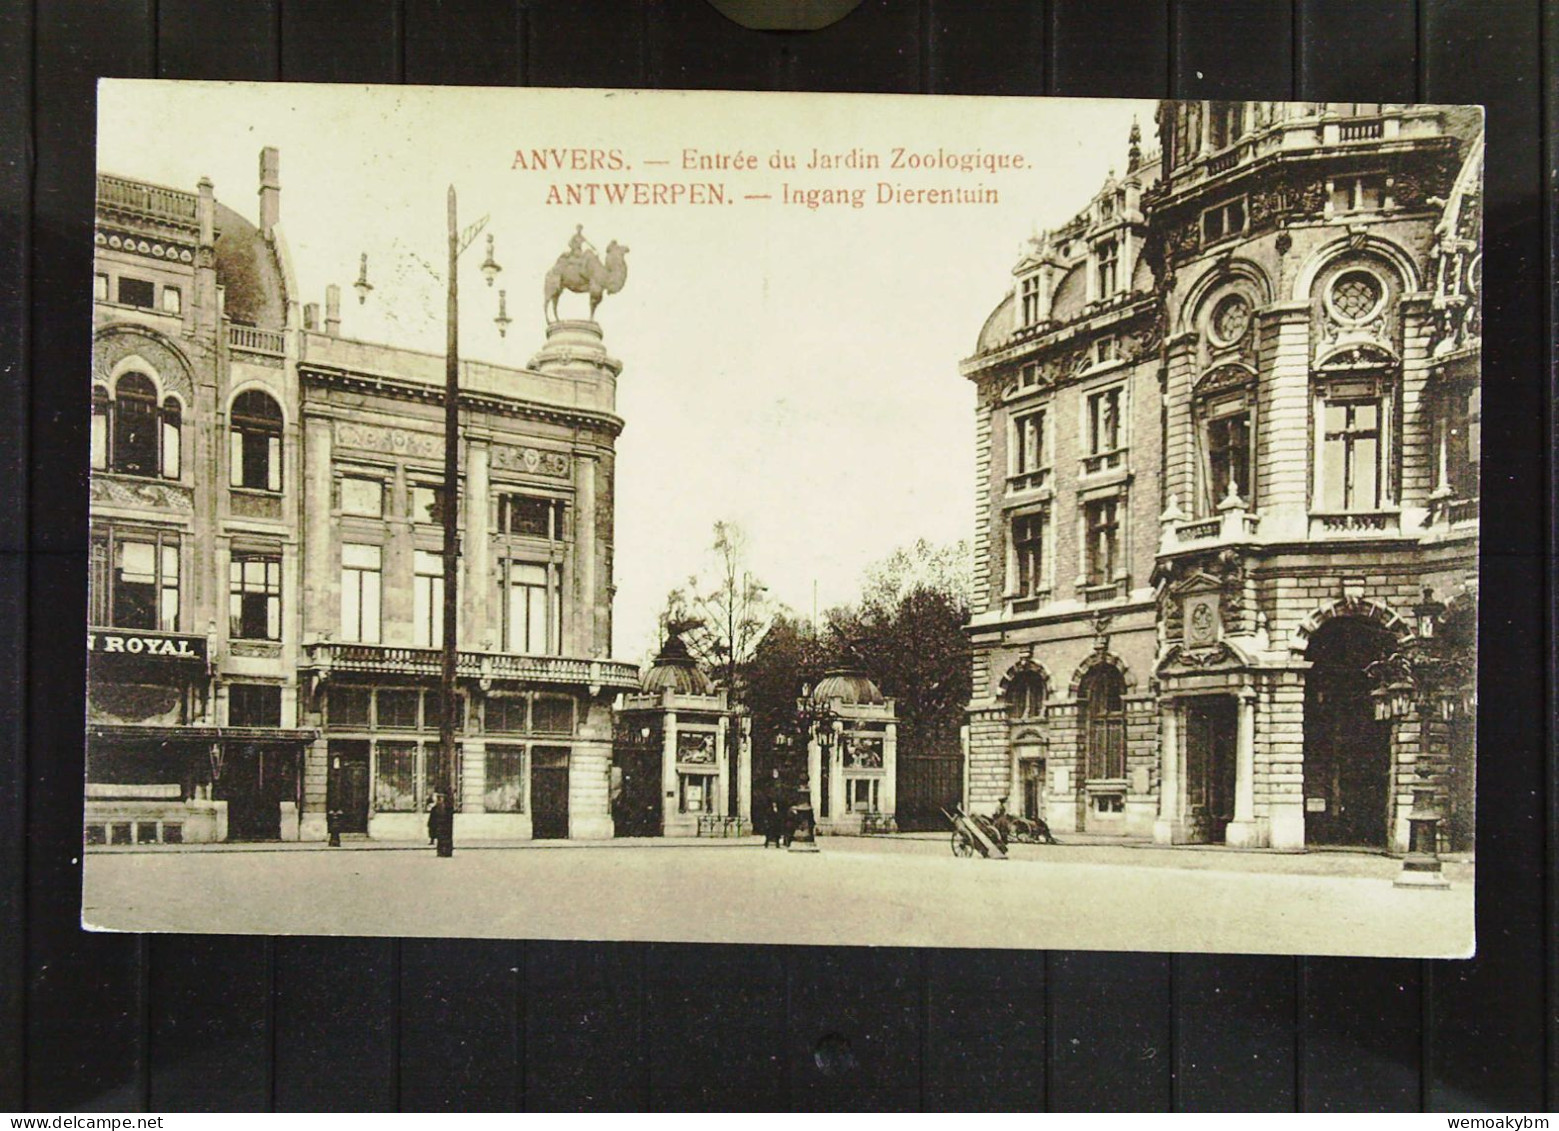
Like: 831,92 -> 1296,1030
112,373 -> 159,477
160,397 -> 181,479
230,390 -> 283,492
1081,665 -> 1127,781
1006,670 -> 1046,720
90,386 -> 110,470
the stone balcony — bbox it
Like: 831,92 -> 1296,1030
301,641 -> 641,692
1158,493 -> 1260,557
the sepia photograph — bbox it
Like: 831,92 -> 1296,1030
82,82 -> 1481,957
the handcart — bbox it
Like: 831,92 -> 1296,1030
941,805 -> 1008,860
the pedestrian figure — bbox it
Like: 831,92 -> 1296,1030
992,795 -> 1013,848
762,768 -> 784,847
428,790 -> 454,857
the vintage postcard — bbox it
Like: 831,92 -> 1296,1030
83,82 -> 1481,956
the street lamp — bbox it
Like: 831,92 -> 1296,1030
784,683 -> 841,853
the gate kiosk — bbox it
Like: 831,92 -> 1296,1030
614,634 -> 751,837
804,666 -> 898,835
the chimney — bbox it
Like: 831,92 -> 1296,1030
303,303 -> 320,331
194,177 -> 218,333
258,147 -> 280,239
325,284 -> 341,336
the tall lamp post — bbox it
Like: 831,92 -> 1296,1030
782,683 -> 840,853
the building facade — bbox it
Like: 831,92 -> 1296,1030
962,104 -> 1481,855
87,148 -> 641,846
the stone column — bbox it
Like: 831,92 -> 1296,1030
1225,690 -> 1262,846
464,437 -> 491,647
881,720 -> 898,821
574,454 -> 598,657
1153,701 -> 1182,844
714,715 -> 729,819
661,708 -> 679,834
736,714 -> 752,824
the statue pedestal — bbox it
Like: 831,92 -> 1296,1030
530,319 -> 621,380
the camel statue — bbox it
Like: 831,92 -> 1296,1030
543,236 -> 629,323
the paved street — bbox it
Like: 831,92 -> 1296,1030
83,835 -> 1474,958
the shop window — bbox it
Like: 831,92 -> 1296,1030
413,550 -> 444,649
329,687 -> 371,728
229,390 -> 282,492
501,560 -> 560,655
377,689 -> 419,730
160,286 -> 182,316
374,742 -> 418,811
1081,666 -> 1127,781
486,697 -> 528,734
423,691 -> 466,733
846,777 -> 881,814
95,530 -> 180,632
498,494 -> 564,539
422,743 -> 462,809
1331,174 -> 1386,215
679,773 -> 716,814
484,745 -> 526,812
532,696 -> 574,735
1010,510 -> 1049,599
340,476 -> 384,517
1201,197 -> 1247,245
229,683 -> 282,727
117,276 -> 155,308
1006,671 -> 1046,720
1084,498 -> 1120,588
229,552 -> 281,641
340,543 -> 382,643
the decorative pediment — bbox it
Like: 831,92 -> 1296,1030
1193,362 -> 1256,400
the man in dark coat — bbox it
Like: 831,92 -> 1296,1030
428,790 -> 454,857
761,768 -> 784,847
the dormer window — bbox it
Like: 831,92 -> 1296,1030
1094,239 -> 1119,299
1020,274 -> 1043,326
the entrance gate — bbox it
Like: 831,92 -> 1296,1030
328,740 -> 370,834
1183,697 -> 1237,843
1304,618 -> 1394,848
896,749 -> 962,831
531,746 -> 570,839
612,743 -> 662,837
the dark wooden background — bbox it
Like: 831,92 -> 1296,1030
1,0 -> 1553,1112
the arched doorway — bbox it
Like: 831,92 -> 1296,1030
1303,617 -> 1395,847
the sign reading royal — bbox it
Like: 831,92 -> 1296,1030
87,629 -> 208,662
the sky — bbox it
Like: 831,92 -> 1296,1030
99,82 -> 1154,662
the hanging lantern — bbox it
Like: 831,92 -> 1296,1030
480,233 -> 502,287
494,288 -> 512,338
354,252 -> 374,304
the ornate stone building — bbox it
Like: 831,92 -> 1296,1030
87,148 -> 640,845
962,104 -> 1481,854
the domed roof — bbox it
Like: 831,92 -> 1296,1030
642,635 -> 715,696
975,292 -> 1015,354
811,666 -> 884,706
213,202 -> 287,329
1048,262 -> 1087,323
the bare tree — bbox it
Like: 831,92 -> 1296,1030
660,521 -> 775,697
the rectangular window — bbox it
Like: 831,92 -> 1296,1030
1437,385 -> 1480,499
486,697 -> 528,734
1330,174 -> 1386,215
340,543 -> 382,644
117,277 -> 155,308
160,286 -> 182,316
1087,387 -> 1123,456
1206,409 -> 1252,507
423,691 -> 466,733
1012,410 -> 1046,476
1201,198 -> 1247,245
532,697 -> 574,735
1018,362 -> 1039,389
498,494 -> 563,539
484,745 -> 526,813
374,742 -> 418,812
422,742 -> 462,810
1012,511 -> 1048,598
329,687 -> 371,728
376,689 -> 420,730
1020,274 -> 1042,325
229,552 -> 281,641
229,684 -> 282,728
1085,498 -> 1120,588
94,273 -> 109,301
501,560 -> 559,655
95,530 -> 179,632
340,476 -> 384,517
846,777 -> 881,814
1095,239 -> 1119,299
413,550 -> 444,649
679,773 -> 717,814
91,390 -> 109,470
1320,397 -> 1383,511
409,483 -> 444,525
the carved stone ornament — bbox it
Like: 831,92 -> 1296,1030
1184,593 -> 1221,647
91,475 -> 194,513
335,421 -> 442,460
491,444 -> 571,478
